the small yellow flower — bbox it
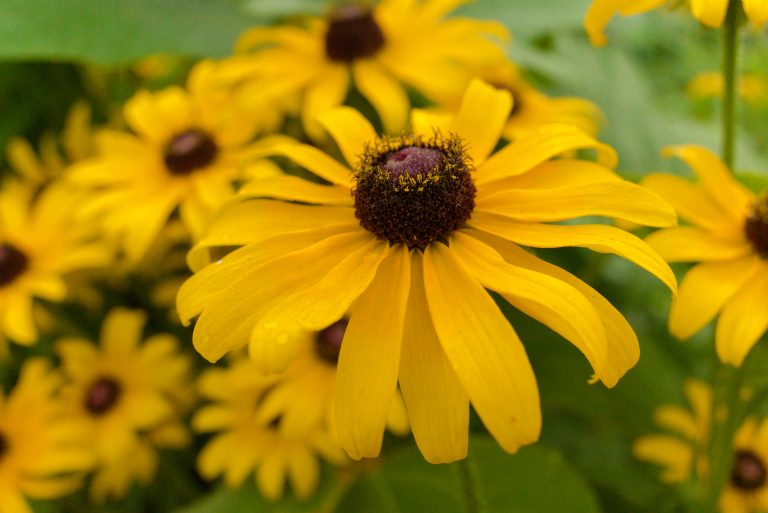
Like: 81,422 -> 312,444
178,79 -> 676,463
687,72 -> 768,104
0,358 -> 94,513
56,308 -> 192,502
721,419 -> 768,513
194,357 -> 347,501
585,0 -> 768,46
218,0 -> 508,139
643,145 -> 768,366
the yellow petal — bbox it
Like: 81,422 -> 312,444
0,487 -> 34,513
317,107 -> 378,169
302,65 -> 351,142
238,176 -> 352,205
123,87 -> 194,143
669,256 -> 759,340
335,245 -> 410,459
423,242 -> 541,452
642,173 -> 734,232
451,79 -> 511,166
471,210 -> 677,294
482,159 -> 621,193
2,293 -> 37,343
399,250 -> 469,463
410,109 -> 454,138
654,405 -> 699,441
690,0 -> 729,26
645,227 -> 751,263
744,0 -> 768,25
288,447 -> 320,499
584,0 -> 666,46
101,308 -> 145,356
353,60 -> 409,135
633,435 -> 693,483
716,262 -> 768,366
267,144 -> 353,188
257,453 -> 286,500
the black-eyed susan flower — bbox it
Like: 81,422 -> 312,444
643,145 -> 768,366
0,358 -> 94,513
721,418 -> 768,513
67,61 -> 284,263
0,179 -> 108,351
218,0 -> 508,139
56,308 -> 192,502
193,357 -> 347,500
178,79 -> 676,463
585,0 -> 768,46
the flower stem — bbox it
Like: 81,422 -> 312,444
721,0 -> 741,170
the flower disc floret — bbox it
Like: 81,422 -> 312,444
0,243 -> 28,287
744,194 -> 768,259
85,377 -> 122,415
324,5 -> 385,62
353,133 -> 475,248
164,129 -> 218,175
315,318 -> 347,365
731,450 -> 767,491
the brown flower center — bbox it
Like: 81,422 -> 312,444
84,377 -> 122,415
731,450 -> 767,491
0,243 -> 29,287
0,432 -> 8,460
745,195 -> 768,259
164,129 -> 218,175
314,319 -> 348,365
325,5 -> 385,62
353,134 -> 475,248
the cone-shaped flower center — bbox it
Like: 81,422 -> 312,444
315,318 -> 348,365
164,129 -> 218,175
0,243 -> 29,287
731,450 -> 767,491
353,134 -> 475,248
85,377 -> 122,415
325,5 -> 385,62
745,195 -> 768,259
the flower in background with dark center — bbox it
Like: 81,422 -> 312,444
585,0 -> 768,46
0,179 -> 108,352
193,357 -> 347,500
642,145 -> 768,366
67,61 -> 286,264
56,308 -> 192,502
218,0 -> 508,139
178,79 -> 676,463
0,359 -> 94,513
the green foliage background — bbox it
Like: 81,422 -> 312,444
3,0 -> 768,512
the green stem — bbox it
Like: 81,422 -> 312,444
721,0 -> 740,170
458,459 -> 479,513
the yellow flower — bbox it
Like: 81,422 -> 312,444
219,0 -> 508,139
56,308 -> 192,502
633,379 -> 710,483
643,145 -> 768,366
0,358 -> 94,513
178,79 -> 676,463
721,418 -> 768,513
0,179 -> 108,349
67,61 -> 282,263
585,0 -> 768,46
193,357 -> 347,500
687,72 -> 768,104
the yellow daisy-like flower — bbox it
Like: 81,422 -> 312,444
643,145 -> 768,366
0,358 -> 94,513
633,379 -> 710,483
219,0 -> 508,139
56,308 -> 192,502
0,179 -> 108,348
721,418 -> 768,513
178,79 -> 676,463
67,60 -> 282,263
193,357 -> 347,500
585,0 -> 768,46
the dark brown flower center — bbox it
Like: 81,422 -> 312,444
314,319 -> 348,365
745,195 -> 768,259
84,377 -> 122,415
731,450 -> 767,491
0,243 -> 29,287
353,134 -> 475,248
325,5 -> 385,62
0,432 -> 8,460
164,129 -> 218,175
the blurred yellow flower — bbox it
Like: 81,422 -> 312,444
643,145 -> 768,366
687,72 -> 768,104
721,418 -> 768,513
178,79 -> 676,463
56,308 -> 192,502
0,358 -> 93,513
218,0 -> 508,139
193,357 -> 347,500
585,0 -> 768,46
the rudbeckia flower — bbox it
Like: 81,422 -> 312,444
722,419 -> 768,513
178,79 -> 676,463
643,145 -> 768,366
56,308 -> 192,501
217,0 -> 508,139
0,359 -> 94,513
585,0 -> 768,46
0,179 -> 108,350
193,357 -> 347,500
67,61 -> 284,263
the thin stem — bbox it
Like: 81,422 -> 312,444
458,458 -> 479,513
721,0 -> 741,170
